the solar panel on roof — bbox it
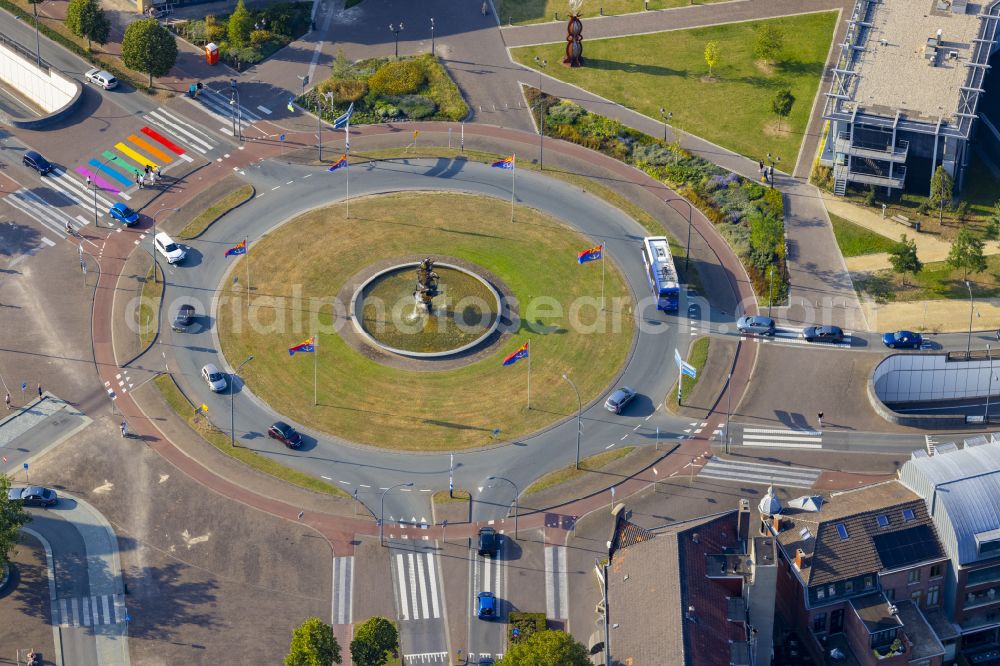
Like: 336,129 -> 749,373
872,525 -> 941,570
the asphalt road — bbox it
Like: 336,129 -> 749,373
149,156 -> 692,525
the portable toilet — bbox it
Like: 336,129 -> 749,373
205,43 -> 219,65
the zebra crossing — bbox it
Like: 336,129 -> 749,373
392,550 -> 443,621
54,594 -> 125,627
190,88 -> 264,136
544,546 -> 569,620
737,425 -> 823,450
144,107 -> 218,155
5,189 -> 77,240
403,653 -> 449,664
331,556 -> 353,625
697,457 -> 821,489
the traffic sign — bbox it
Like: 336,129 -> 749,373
23,463 -> 28,470
279,134 -> 286,142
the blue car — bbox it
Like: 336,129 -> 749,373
882,330 -> 923,349
109,202 -> 139,226
476,591 -> 496,619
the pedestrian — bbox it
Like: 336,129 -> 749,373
136,173 -> 143,189
37,383 -> 42,398
5,392 -> 10,410
758,159 -> 764,173
818,411 -> 824,429
768,165 -> 774,183
144,164 -> 151,176
120,420 -> 127,438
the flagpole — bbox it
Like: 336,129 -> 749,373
346,120 -> 351,220
526,339 -> 531,410
245,236 -> 250,309
601,243 -> 606,311
313,337 -> 318,406
510,155 -> 516,224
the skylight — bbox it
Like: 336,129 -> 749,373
903,508 -> 915,522
836,523 -> 849,540
877,515 -> 890,528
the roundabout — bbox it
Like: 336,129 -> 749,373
215,191 -> 634,451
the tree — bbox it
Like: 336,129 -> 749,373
0,474 -> 32,570
704,41 -> 720,77
228,0 -> 254,48
332,47 -> 355,79
929,165 -> 954,225
497,630 -> 590,666
753,24 -> 785,66
350,616 -> 398,666
771,88 -> 795,132
285,617 -> 341,666
947,227 -> 987,279
122,19 -> 178,88
888,235 -> 922,286
65,0 -> 110,50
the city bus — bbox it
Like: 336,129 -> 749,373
640,236 -> 679,312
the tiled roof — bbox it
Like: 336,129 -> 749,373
608,511 -> 746,666
770,481 -> 944,586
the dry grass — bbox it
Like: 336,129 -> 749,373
524,446 -> 635,495
178,184 -> 255,239
216,192 -> 633,450
137,264 -> 163,350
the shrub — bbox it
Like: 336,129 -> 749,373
547,101 -> 584,126
369,60 -> 425,95
719,221 -> 751,258
758,187 -> 784,219
325,77 -> 368,103
249,29 -> 273,48
227,0 -> 253,47
742,181 -> 766,201
864,185 -> 877,207
373,100 -> 400,118
205,21 -> 226,44
509,612 -> 546,645
419,54 -> 468,120
917,200 -> 932,215
811,163 -> 833,190
632,143 -> 674,166
954,200 -> 969,223
395,94 -> 437,119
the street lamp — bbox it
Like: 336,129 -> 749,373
86,155 -> 118,228
487,476 -> 519,539
725,371 -> 733,454
380,482 -> 413,546
967,280 -> 974,360
389,22 -> 404,58
768,265 -> 775,318
665,197 -> 693,274
766,152 -> 781,189
430,17 -> 435,55
659,108 -> 672,143
30,0 -> 41,67
230,355 -> 254,448
534,56 -> 547,170
150,205 -> 180,284
987,344 -> 994,423
561,373 -> 582,470
229,79 -> 242,141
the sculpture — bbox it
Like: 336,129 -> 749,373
414,258 -> 440,313
564,0 -> 584,67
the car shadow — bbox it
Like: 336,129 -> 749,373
621,393 -> 655,417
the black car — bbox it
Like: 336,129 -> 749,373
478,526 -> 499,557
171,304 -> 195,332
267,421 -> 303,449
802,325 -> 845,343
22,150 -> 52,175
8,486 -> 58,507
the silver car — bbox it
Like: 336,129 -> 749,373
201,363 -> 228,392
736,315 -> 776,336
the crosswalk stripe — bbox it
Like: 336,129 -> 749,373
407,553 -> 420,620
704,458 -> 820,478
8,191 -> 70,238
698,468 -> 817,488
129,134 -> 172,163
202,88 -> 262,122
139,126 -> 185,156
58,598 -> 67,626
416,552 -> 430,620
48,169 -> 114,211
395,553 -> 410,621
743,433 -> 822,443
102,150 -> 143,176
145,110 -> 213,153
87,158 -> 132,187
743,427 -> 821,437
114,142 -> 158,169
699,459 -> 820,489
74,166 -> 120,195
102,595 -> 110,624
425,552 -> 441,619
332,556 -> 353,625
743,440 -> 823,450
82,595 -> 90,625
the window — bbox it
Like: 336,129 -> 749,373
908,569 -> 921,584
813,613 -> 827,632
927,586 -> 940,607
930,563 -> 942,579
816,587 -> 826,600
864,575 -> 874,590
845,580 -> 854,594
828,585 -> 837,598
877,514 -> 890,528
836,523 -> 849,540
885,588 -> 896,601
903,508 -> 916,522
911,590 -> 923,606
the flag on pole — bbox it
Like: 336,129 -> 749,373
287,97 -> 295,112
332,102 -> 355,129
224,240 -> 247,257
492,155 -> 515,170
502,341 -> 529,366
288,337 -> 316,356
328,155 -> 348,172
577,245 -> 603,264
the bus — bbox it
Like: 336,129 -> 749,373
640,236 -> 679,312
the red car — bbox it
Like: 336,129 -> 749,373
267,421 -> 302,448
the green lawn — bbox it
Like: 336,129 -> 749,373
669,335 -> 709,407
830,213 -> 899,258
855,255 -> 1000,303
138,264 -> 162,350
523,447 -> 634,495
511,11 -> 837,161
178,184 -> 254,240
218,192 -> 633,450
496,0 -> 727,25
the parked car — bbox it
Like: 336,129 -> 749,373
109,202 -> 139,226
604,387 -> 636,414
8,486 -> 58,507
84,68 -> 118,90
476,591 -> 496,619
22,150 -> 52,175
201,363 -> 227,392
736,315 -> 776,336
154,232 -> 186,264
882,330 -> 923,349
267,421 -> 303,449
171,303 -> 195,332
802,325 -> 845,343
478,526 -> 499,557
